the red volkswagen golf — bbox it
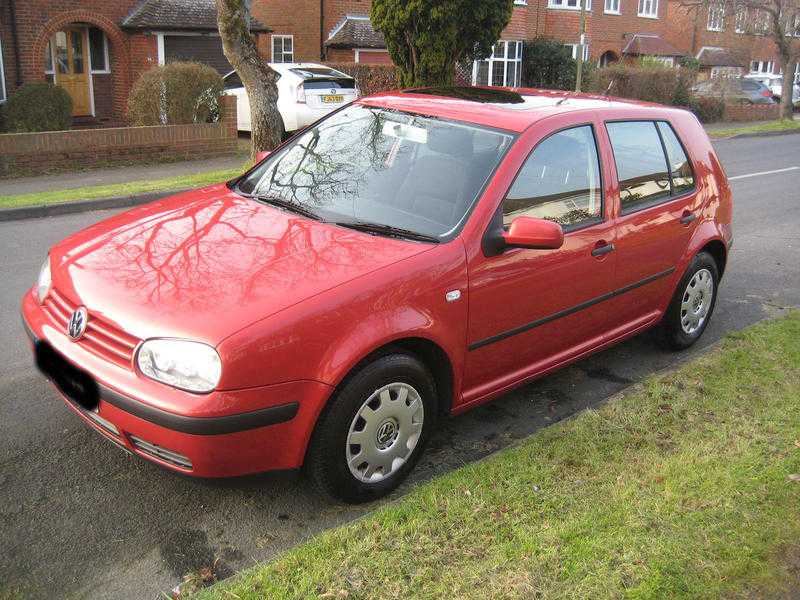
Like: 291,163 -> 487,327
22,87 -> 732,502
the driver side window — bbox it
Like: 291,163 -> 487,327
502,125 -> 603,230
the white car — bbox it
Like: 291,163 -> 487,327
224,63 -> 359,135
744,73 -> 800,106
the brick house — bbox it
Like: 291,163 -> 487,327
0,0 -> 269,125
664,0 -> 800,82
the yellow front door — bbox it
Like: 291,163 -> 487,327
53,29 -> 91,116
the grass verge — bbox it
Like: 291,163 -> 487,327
707,118 -> 800,139
197,312 -> 800,600
0,168 -> 244,210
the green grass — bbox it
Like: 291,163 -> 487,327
197,312 -> 800,600
0,167 -> 244,210
707,118 -> 800,138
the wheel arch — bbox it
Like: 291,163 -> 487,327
700,238 -> 727,279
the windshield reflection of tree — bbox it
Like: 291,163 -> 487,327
254,109 -> 395,218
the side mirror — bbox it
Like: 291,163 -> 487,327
502,216 -> 564,250
255,150 -> 271,163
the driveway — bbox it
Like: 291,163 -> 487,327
1,134 -> 798,599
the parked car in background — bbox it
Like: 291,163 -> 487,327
22,87 -> 732,503
691,77 -> 775,105
224,63 -> 359,135
744,73 -> 800,107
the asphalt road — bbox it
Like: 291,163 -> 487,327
1,134 -> 799,599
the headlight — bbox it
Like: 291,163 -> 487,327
136,339 -> 222,393
37,256 -> 52,304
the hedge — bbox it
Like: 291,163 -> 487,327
588,63 -> 694,107
324,63 -> 399,97
127,61 -> 224,126
5,83 -> 73,133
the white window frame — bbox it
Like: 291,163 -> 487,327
707,4 -> 725,31
638,0 -> 659,18
548,0 -> 592,11
735,8 -> 747,33
0,37 -> 6,103
604,0 -> 621,14
565,43 -> 590,61
471,40 -> 523,88
88,29 -> 111,74
513,0 -> 528,4
750,60 -> 775,74
271,34 -> 294,63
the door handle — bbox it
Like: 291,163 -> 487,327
680,212 -> 697,225
591,242 -> 615,257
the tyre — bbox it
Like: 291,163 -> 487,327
305,353 -> 438,503
659,251 -> 719,350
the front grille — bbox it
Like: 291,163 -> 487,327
42,288 -> 140,369
129,435 -> 193,470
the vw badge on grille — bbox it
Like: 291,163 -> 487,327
68,307 -> 88,341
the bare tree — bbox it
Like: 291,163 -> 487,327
681,0 -> 799,119
216,0 -> 283,157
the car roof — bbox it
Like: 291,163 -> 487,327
358,86 -> 678,133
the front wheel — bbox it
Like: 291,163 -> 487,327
659,251 -> 719,350
305,354 -> 438,503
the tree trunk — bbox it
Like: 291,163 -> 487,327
779,59 -> 796,121
215,0 -> 283,159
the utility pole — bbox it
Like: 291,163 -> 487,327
575,0 -> 587,92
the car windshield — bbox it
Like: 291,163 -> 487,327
237,104 -> 515,239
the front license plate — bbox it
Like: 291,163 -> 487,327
321,95 -> 344,103
35,341 -> 100,411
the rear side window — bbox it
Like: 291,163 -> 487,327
606,121 -> 671,214
657,122 -> 695,195
503,125 -> 603,230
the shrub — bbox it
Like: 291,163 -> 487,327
128,61 -> 223,126
324,63 -> 399,97
678,56 -> 701,71
521,38 -> 577,90
688,96 -> 725,123
5,83 -> 72,132
588,64 -> 696,107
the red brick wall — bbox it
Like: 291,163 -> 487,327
0,95 -> 239,177
252,0 -> 322,62
724,102 -> 779,121
664,0 -> 782,68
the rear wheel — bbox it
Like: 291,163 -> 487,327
305,354 -> 438,503
659,251 -> 719,350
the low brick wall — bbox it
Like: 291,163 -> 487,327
0,96 -> 239,178
723,103 -> 781,122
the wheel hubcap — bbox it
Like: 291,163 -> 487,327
346,382 -> 424,483
680,268 -> 714,335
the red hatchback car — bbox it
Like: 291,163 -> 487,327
22,87 -> 732,502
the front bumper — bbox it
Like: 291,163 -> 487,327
21,289 -> 333,477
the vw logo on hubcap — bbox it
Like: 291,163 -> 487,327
67,307 -> 88,341
376,419 -> 398,449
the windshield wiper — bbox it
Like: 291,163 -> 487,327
334,220 -> 440,243
249,194 -> 323,221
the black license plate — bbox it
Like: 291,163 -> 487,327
35,341 -> 100,411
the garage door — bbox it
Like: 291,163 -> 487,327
163,35 -> 232,75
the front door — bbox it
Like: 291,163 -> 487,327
462,122 -> 618,406
53,29 -> 91,116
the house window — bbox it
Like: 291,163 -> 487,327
638,0 -> 658,18
605,0 -> 621,14
707,4 -> 725,31
89,28 -> 110,74
750,60 -> 775,74
0,37 -> 6,102
548,0 -> 592,10
735,8 -> 747,32
564,43 -> 590,61
472,40 -> 523,87
272,35 -> 294,63
795,63 -> 800,83
753,10 -> 769,33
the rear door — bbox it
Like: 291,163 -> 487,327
601,119 -> 700,333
